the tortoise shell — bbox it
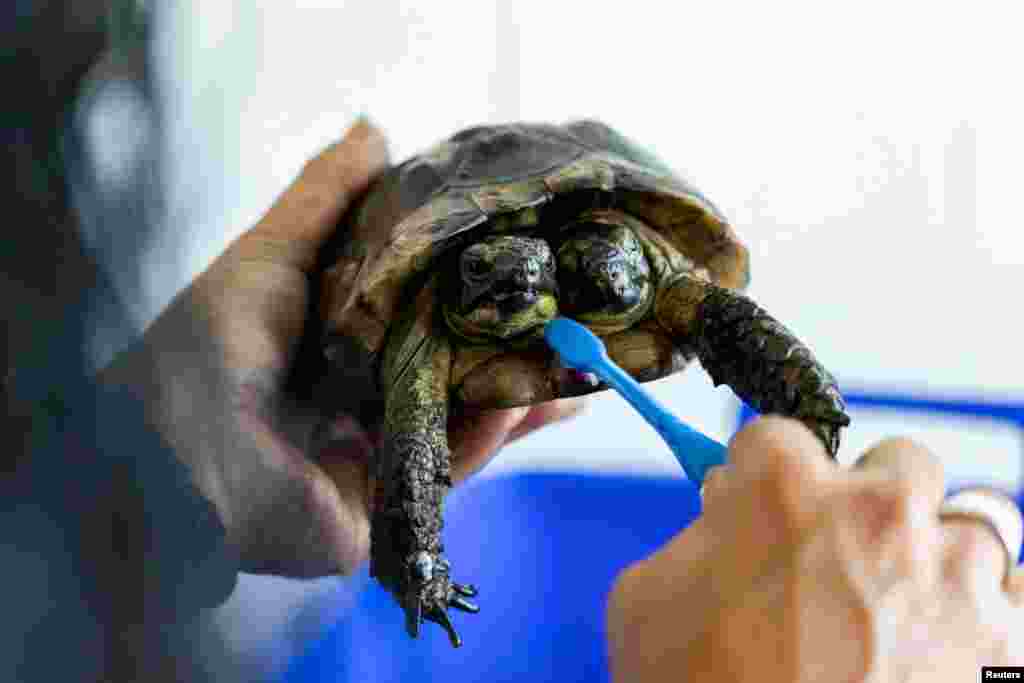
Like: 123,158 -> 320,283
321,120 -> 750,365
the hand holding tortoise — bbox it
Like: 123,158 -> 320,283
99,119 -> 583,582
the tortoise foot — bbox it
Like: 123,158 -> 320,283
403,553 -> 479,648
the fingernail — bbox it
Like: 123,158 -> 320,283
340,114 -> 389,168
345,114 -> 378,140
701,464 -> 732,496
342,115 -> 366,139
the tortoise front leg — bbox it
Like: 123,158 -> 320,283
655,274 -> 851,458
374,334 -> 479,648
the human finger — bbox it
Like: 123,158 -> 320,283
939,487 -> 1023,592
832,438 -> 946,583
729,415 -> 833,482
850,436 -> 946,513
503,398 -> 586,443
1006,565 -> 1024,606
724,416 -> 833,533
235,405 -> 371,577
448,407 -> 531,482
448,400 -> 586,482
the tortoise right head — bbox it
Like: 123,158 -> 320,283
555,213 -> 653,335
442,235 -> 559,343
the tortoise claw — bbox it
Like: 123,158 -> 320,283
426,607 -> 462,648
404,589 -> 423,639
452,582 -> 478,598
450,595 -> 479,614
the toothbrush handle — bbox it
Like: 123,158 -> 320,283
595,360 -> 728,485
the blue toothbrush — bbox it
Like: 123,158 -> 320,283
544,317 -> 728,487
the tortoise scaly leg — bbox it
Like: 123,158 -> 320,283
655,275 -> 851,458
374,334 -> 479,648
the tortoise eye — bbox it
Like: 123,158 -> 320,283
556,247 -> 578,273
464,258 -> 491,277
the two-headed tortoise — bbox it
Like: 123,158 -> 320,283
318,120 -> 850,647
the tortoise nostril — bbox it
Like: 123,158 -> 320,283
517,265 -> 540,287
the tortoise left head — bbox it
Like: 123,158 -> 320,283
442,235 -> 559,343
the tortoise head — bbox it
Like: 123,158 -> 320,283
443,235 -> 559,342
556,214 -> 653,335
